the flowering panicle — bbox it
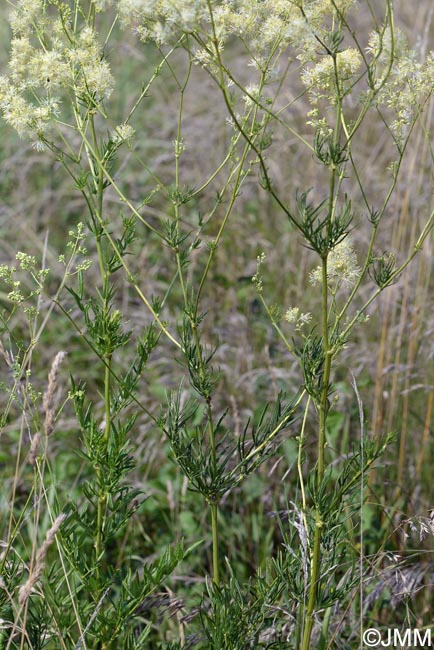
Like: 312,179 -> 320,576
0,0 -> 366,144
112,123 -> 135,144
364,24 -> 434,141
5,0 -> 431,151
302,48 -> 362,103
0,252 -> 49,313
114,0 -> 356,63
0,1 -> 114,144
310,238 -> 360,292
379,54 -> 434,142
9,0 -> 45,37
285,306 -> 312,331
252,252 -> 266,292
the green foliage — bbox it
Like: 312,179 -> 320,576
198,567 -> 284,649
161,387 -> 300,500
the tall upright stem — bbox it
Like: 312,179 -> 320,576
210,502 -> 220,585
91,120 -> 112,565
301,255 -> 332,650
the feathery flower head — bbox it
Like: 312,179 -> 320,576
310,238 -> 360,291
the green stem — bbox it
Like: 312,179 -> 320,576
210,502 -> 220,585
190,316 -> 220,583
172,68 -> 220,579
89,117 -> 113,566
302,518 -> 323,650
318,259 -> 332,484
301,258 -> 332,650
95,367 -> 112,564
302,67 -> 340,638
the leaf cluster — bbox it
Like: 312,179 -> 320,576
294,191 -> 352,256
368,252 -> 397,288
198,567 -> 285,649
160,388 -> 299,501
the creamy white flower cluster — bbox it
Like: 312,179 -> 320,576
302,19 -> 434,136
0,0 -> 114,142
108,0 -> 357,65
310,238 -> 360,292
0,251 -> 49,315
1,0 -> 362,144
371,29 -> 434,142
107,0 -> 359,134
301,48 -> 362,104
285,306 -> 312,330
